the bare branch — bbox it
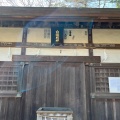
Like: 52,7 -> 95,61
1,0 -> 119,8
6,0 -> 18,6
19,0 -> 26,6
103,0 -> 107,8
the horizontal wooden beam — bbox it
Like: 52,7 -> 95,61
91,93 -> 120,99
88,63 -> 120,68
1,42 -> 120,49
12,55 -> 101,63
1,17 -> 120,22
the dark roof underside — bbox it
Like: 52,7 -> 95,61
0,7 -> 120,22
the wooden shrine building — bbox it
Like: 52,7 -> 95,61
0,7 -> 120,120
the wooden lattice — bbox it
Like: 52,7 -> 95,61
94,68 -> 120,93
0,66 -> 21,94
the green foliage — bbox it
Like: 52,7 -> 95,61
110,0 -> 120,8
117,2 -> 120,7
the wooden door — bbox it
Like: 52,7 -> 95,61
90,64 -> 120,120
23,61 -> 87,120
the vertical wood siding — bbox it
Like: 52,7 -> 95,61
22,62 -> 86,120
0,98 -> 22,120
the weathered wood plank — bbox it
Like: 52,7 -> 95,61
7,98 -> 15,120
12,55 -> 101,63
107,99 -> 114,120
113,99 -> 117,120
115,100 -> 120,120
1,98 -> 8,120
85,65 -> 91,120
80,63 -> 87,120
105,99 -> 108,120
94,99 -> 106,120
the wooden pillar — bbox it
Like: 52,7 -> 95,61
21,27 -> 28,55
88,23 -> 93,56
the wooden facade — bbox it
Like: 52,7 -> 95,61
0,7 -> 120,120
1,59 -> 120,120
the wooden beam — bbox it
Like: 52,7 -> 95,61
12,55 -> 101,63
91,93 -> 120,99
0,42 -> 120,49
89,63 -> 120,67
0,18 -> 120,23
